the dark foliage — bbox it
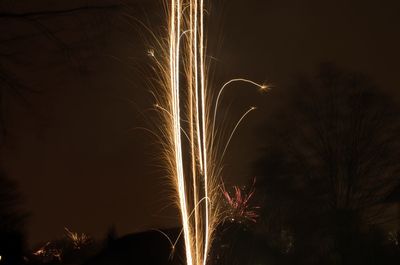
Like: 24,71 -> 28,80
83,228 -> 184,265
254,64 -> 400,264
0,172 -> 26,265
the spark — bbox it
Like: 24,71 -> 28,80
148,1 -> 267,264
148,49 -> 155,57
389,231 -> 400,246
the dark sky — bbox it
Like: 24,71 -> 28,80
1,0 -> 399,245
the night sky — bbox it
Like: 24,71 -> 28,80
1,0 -> 399,245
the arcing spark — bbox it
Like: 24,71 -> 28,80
149,1 -> 269,264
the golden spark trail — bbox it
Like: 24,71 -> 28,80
194,0 -> 204,173
198,1 -> 211,264
188,2 -> 200,264
151,1 -> 269,264
170,1 -> 194,265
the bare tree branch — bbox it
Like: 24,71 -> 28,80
0,4 -> 120,19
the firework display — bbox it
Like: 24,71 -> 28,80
148,1 -> 267,264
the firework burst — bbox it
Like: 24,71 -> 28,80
33,242 -> 63,263
221,179 -> 259,224
64,227 -> 91,250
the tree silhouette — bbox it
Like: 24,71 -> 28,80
0,2 -> 120,143
0,171 -> 26,265
0,4 -> 121,263
255,64 -> 400,264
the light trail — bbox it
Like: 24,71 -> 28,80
221,106 -> 257,159
171,1 -> 194,265
198,1 -> 211,265
188,2 -> 201,264
211,79 -> 267,145
148,1 -> 269,264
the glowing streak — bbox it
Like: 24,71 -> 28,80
153,229 -> 175,249
180,30 -> 192,39
154,104 -> 192,142
194,0 -> 204,173
153,197 -> 210,259
221,107 -> 257,159
170,1 -> 193,265
211,79 -> 267,144
199,1 -> 210,264
189,2 -> 201,264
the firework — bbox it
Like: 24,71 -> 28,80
64,227 -> 91,250
33,242 -> 63,263
221,179 -> 259,224
32,242 -> 51,257
148,1 -> 268,264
